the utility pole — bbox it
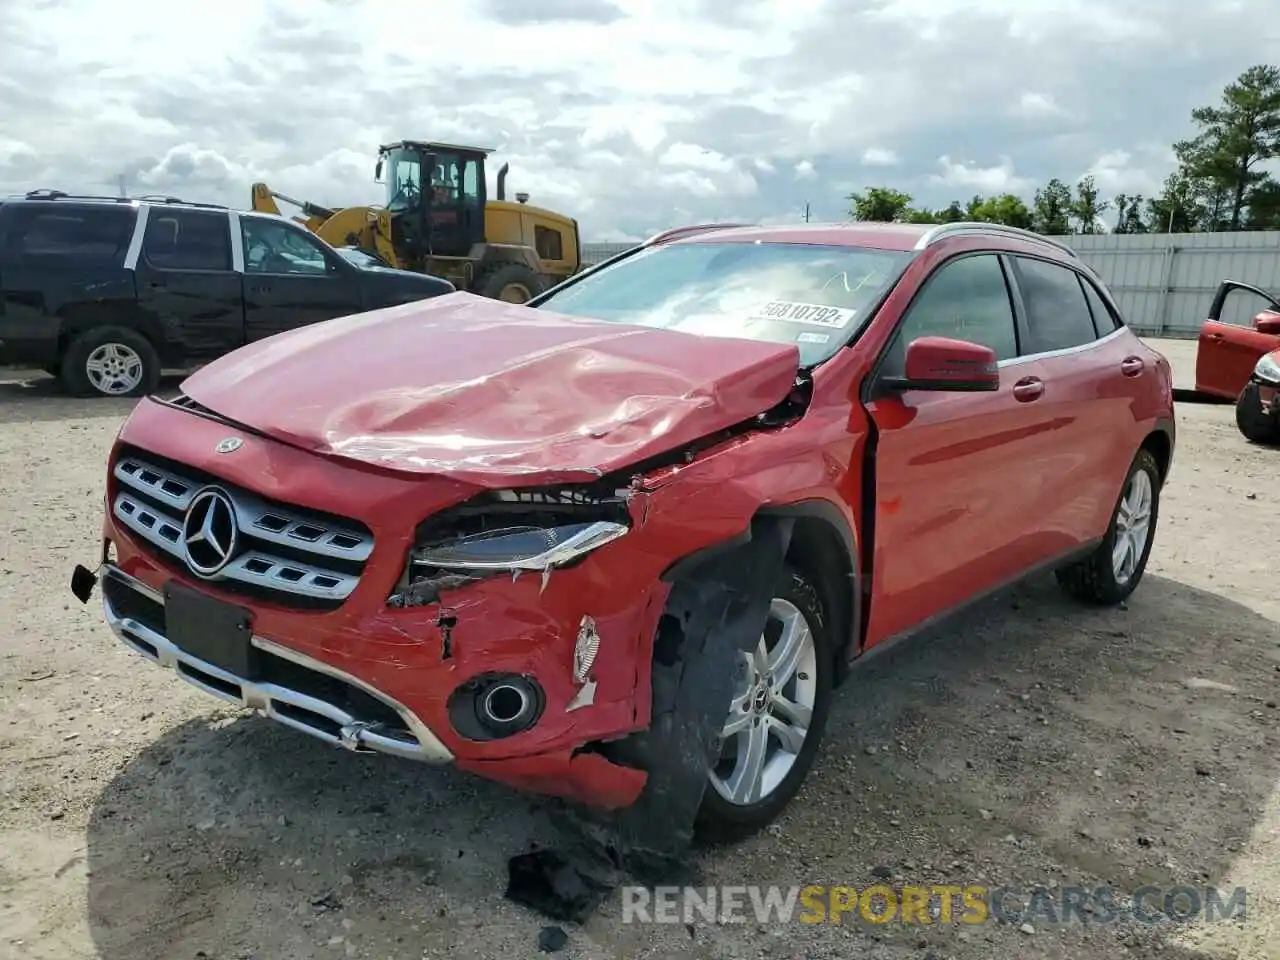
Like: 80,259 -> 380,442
117,174 -> 127,198
804,201 -> 810,223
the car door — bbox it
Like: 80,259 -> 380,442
1195,281 -> 1280,399
862,252 -> 1049,645
132,207 -> 245,360
1005,255 -> 1133,553
239,217 -> 365,342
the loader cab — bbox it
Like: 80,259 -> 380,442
376,140 -> 488,260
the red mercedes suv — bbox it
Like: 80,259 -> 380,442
73,221 -> 1175,845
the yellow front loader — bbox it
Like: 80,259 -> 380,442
250,141 -> 581,302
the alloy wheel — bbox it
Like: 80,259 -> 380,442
1112,469 -> 1153,585
710,598 -> 819,806
85,343 -> 144,396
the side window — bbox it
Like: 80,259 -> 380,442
1079,275 -> 1121,335
241,219 -> 333,275
535,225 -> 563,261
143,209 -> 231,271
461,159 -> 479,202
5,207 -> 135,266
1014,257 -> 1098,353
881,254 -> 1018,377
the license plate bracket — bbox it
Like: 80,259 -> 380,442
163,581 -> 258,679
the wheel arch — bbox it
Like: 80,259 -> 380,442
660,499 -> 861,688
1141,418 -> 1175,483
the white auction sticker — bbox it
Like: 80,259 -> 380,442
750,300 -> 856,328
796,332 -> 830,344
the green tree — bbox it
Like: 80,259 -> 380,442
847,187 -> 914,222
1245,176 -> 1280,228
1146,171 -> 1208,233
966,193 -> 1034,228
1071,175 -> 1109,233
1113,194 -> 1147,233
1174,64 -> 1280,229
1031,178 -> 1073,234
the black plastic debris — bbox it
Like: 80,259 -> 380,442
537,925 -> 569,952
505,849 -> 613,924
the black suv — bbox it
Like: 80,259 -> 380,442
0,191 -> 454,397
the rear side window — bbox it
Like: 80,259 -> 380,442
1,206 -> 135,267
1079,275 -> 1121,335
1012,257 -> 1098,354
143,209 -> 231,271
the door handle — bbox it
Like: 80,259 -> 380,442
1012,376 -> 1044,402
1120,356 -> 1145,377
148,279 -> 166,289
1206,333 -> 1224,342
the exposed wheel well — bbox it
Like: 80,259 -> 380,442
1141,429 -> 1172,482
778,514 -> 857,686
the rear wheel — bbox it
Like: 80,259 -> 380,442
474,263 -> 543,303
59,327 -> 161,398
695,566 -> 833,842
1235,382 -> 1280,444
1055,448 -> 1161,605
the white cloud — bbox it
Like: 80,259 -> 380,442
0,0 -> 1260,237
861,148 -> 899,166
1015,92 -> 1063,117
930,155 -> 1033,194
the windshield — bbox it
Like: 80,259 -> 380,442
534,241 -> 912,365
384,147 -> 421,212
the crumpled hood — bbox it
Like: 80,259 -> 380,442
180,292 -> 801,485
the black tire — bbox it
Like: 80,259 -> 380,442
1235,382 -> 1280,444
1055,448 -> 1161,606
474,262 -> 544,303
59,326 -> 162,399
694,565 -> 835,843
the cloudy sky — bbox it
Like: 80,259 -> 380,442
0,0 -> 1268,241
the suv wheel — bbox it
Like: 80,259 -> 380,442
695,566 -> 833,842
60,327 -> 161,398
1236,382 -> 1280,444
1055,448 -> 1161,605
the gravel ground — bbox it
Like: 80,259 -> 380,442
1,359 -> 1277,960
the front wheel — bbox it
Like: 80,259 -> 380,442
695,566 -> 834,843
474,263 -> 544,303
1236,382 -> 1280,444
1055,448 -> 1161,605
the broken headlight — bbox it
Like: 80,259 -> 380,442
413,521 -> 628,571
388,487 -> 632,607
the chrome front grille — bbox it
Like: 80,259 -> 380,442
111,452 -> 373,607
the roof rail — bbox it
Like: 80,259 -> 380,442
915,221 -> 1078,259
642,222 -> 752,246
19,189 -> 226,209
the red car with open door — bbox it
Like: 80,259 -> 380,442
1195,280 -> 1280,443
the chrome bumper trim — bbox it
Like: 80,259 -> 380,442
98,564 -> 453,763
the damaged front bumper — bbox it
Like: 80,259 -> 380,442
75,560 -> 650,809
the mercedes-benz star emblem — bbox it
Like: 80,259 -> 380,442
182,488 -> 239,577
215,437 -> 243,454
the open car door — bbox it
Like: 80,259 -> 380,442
1195,280 -> 1280,399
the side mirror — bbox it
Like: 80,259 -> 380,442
885,336 -> 1000,392
1254,311 -> 1280,335
374,158 -> 384,182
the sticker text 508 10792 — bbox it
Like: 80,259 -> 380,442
752,301 -> 857,328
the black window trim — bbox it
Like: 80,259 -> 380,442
140,206 -> 235,274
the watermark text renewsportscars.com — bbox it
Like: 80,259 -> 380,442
621,884 -> 1247,926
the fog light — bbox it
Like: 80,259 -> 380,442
448,673 -> 544,741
